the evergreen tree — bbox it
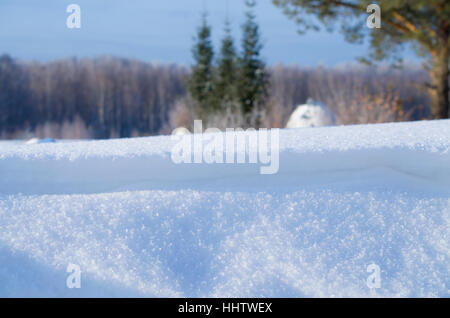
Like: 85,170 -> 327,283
215,20 -> 238,106
238,0 -> 270,126
188,13 -> 215,116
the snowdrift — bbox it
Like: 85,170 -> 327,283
286,99 -> 336,128
0,120 -> 449,297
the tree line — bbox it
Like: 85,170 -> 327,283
0,55 -> 188,139
0,53 -> 431,139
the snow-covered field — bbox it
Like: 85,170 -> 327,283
0,120 -> 449,297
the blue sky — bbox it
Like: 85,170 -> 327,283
0,0 -> 417,66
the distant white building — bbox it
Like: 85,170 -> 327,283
286,98 -> 336,128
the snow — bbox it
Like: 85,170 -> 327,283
0,119 -> 449,297
25,138 -> 56,145
286,99 -> 336,128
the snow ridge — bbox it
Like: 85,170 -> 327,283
0,120 -> 449,297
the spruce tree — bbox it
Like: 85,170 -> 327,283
238,0 -> 269,126
215,20 -> 238,107
188,13 -> 215,116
